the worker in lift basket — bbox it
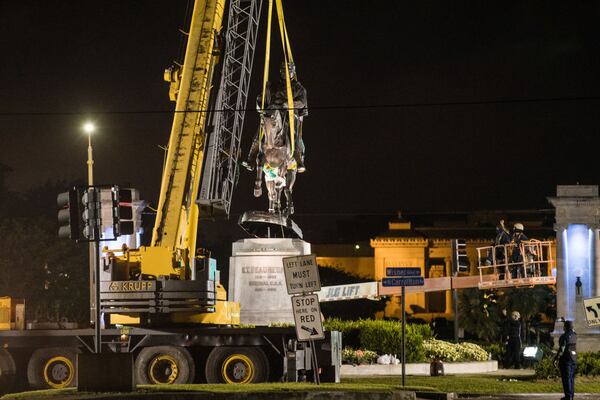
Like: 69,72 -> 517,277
510,223 -> 535,278
485,219 -> 511,279
554,319 -> 577,400
244,61 -> 308,173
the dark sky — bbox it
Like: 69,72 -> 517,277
1,0 -> 600,215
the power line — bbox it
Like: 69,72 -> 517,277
1,95 -> 599,117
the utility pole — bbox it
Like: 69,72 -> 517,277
84,122 -> 101,353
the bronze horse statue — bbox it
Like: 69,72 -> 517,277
253,107 -> 297,215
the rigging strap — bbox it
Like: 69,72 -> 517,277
259,0 -> 296,155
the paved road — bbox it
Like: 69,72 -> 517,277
459,394 -> 600,399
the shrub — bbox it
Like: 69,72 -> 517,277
324,318 -> 426,362
359,319 -> 425,362
342,347 -> 378,365
535,356 -> 559,379
456,342 -> 489,361
411,323 -> 434,340
423,339 -> 489,362
423,339 -> 461,362
535,351 -> 600,379
324,318 -> 362,349
578,352 -> 600,376
480,342 -> 505,361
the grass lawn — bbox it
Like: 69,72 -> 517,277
1,382 -> 436,399
346,375 -> 600,394
3,376 -> 600,399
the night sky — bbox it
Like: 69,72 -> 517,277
2,1 -> 600,216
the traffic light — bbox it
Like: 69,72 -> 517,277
452,239 -> 469,273
58,185 -> 139,242
97,188 -> 118,240
115,187 -> 135,236
57,189 -> 80,240
81,188 -> 99,240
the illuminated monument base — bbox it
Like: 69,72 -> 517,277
228,238 -> 311,325
549,185 -> 600,351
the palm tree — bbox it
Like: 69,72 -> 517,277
457,288 -> 501,342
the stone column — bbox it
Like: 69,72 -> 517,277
595,229 -> 600,297
548,185 -> 600,351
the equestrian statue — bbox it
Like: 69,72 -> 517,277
243,62 -> 308,216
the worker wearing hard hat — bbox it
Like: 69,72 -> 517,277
504,311 -> 522,369
510,223 -> 534,278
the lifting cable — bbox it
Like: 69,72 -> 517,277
260,0 -> 296,155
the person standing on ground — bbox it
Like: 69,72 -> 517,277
555,320 -> 577,400
504,311 -> 522,369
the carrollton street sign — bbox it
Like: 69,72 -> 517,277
291,294 -> 325,341
386,267 -> 421,277
381,277 -> 425,287
584,296 -> 600,327
282,254 -> 321,295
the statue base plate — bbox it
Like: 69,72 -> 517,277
238,210 -> 303,239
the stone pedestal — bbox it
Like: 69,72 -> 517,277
548,185 -> 600,350
229,238 -> 311,325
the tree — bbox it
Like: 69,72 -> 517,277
457,288 -> 501,342
498,286 -> 555,345
0,177 -> 88,323
458,285 -> 556,344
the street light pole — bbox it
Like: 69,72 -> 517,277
87,131 -> 94,185
83,122 -> 101,353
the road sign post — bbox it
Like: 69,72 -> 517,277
282,254 -> 323,384
382,267 -> 424,387
401,285 -> 405,386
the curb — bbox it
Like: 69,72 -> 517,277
3,390 -> 419,400
457,393 -> 600,399
416,392 -> 457,400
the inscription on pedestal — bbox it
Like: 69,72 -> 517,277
229,238 -> 311,325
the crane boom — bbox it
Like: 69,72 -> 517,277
152,0 -> 225,255
96,0 -> 268,325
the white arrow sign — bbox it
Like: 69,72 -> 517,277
584,296 -> 600,327
291,293 -> 325,341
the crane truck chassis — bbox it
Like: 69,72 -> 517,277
0,324 -> 341,390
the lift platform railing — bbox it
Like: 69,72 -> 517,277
476,240 -> 556,289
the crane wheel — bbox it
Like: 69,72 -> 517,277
27,347 -> 78,389
205,346 -> 269,384
0,349 -> 17,391
135,346 -> 195,385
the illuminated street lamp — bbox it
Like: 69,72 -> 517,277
82,121 -> 96,185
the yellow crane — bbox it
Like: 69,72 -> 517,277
101,0 -> 236,326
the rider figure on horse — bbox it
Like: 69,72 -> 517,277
244,61 -> 308,173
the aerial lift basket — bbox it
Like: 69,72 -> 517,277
477,240 -> 556,289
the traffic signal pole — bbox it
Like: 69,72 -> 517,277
451,240 -> 459,343
86,134 -> 101,353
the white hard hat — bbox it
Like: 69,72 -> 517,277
513,223 -> 524,231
